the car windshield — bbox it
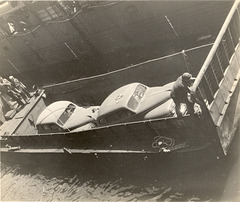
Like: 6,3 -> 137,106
57,103 -> 76,126
127,84 -> 147,110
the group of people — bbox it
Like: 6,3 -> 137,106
0,76 -> 31,108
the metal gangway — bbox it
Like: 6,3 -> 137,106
192,0 -> 240,154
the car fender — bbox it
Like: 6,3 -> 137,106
143,99 -> 174,119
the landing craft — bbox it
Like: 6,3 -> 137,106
0,1 -> 239,172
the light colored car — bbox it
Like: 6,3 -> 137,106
36,101 -> 99,134
97,82 -> 176,125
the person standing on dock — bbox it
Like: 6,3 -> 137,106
0,76 -> 25,107
9,76 -> 31,103
170,72 -> 196,117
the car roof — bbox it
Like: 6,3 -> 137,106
98,83 -> 146,117
36,101 -> 75,125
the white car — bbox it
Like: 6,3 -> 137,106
97,82 -> 201,125
97,82 -> 175,125
36,101 -> 99,134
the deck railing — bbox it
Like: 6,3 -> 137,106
192,0 -> 240,126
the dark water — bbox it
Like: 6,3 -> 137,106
1,129 -> 239,202
0,162 -> 226,201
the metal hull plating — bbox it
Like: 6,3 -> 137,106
0,1 -> 233,87
1,141 -> 217,176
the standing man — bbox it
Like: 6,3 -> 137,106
9,76 -> 31,98
0,76 -> 25,107
170,72 -> 196,117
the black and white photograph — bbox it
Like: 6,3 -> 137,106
0,0 -> 239,201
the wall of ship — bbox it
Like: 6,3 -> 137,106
0,1 -> 233,87
44,44 -> 212,106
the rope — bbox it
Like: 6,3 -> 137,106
149,121 -> 175,149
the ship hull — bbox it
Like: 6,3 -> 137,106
1,142 -> 218,176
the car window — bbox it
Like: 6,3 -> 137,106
37,123 -> 63,133
57,103 -> 76,126
100,108 -> 134,124
50,123 -> 62,131
37,125 -> 43,131
43,124 -> 50,130
128,84 -> 147,110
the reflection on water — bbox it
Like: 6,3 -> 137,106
1,131 -> 239,201
0,163 -> 208,201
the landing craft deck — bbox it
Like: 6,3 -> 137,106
0,91 -> 46,137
